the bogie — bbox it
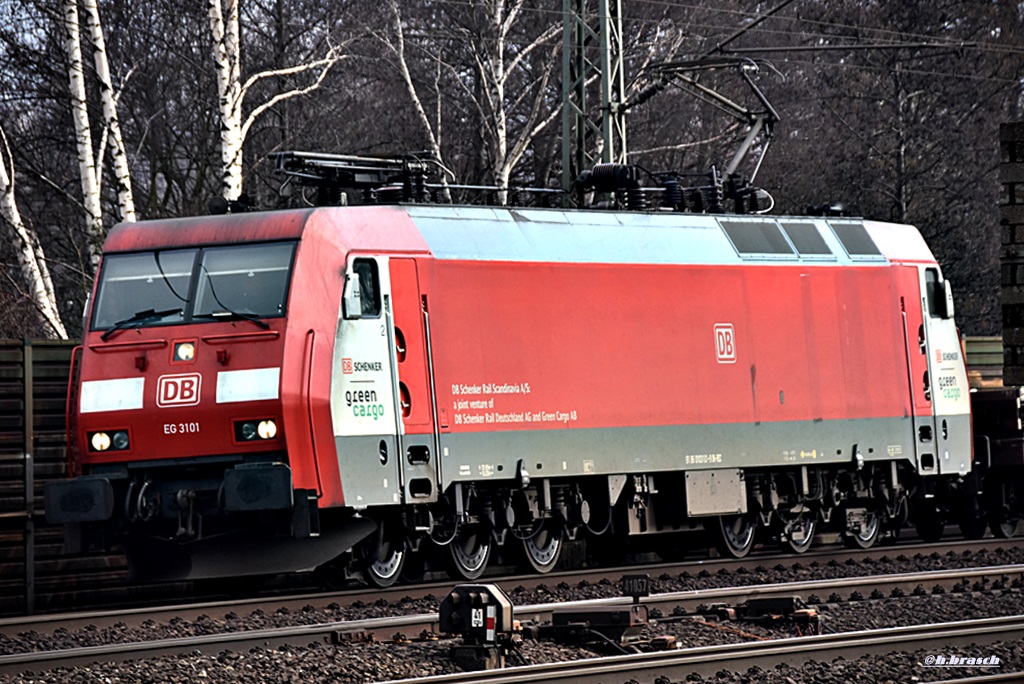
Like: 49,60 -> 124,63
361,517 -> 407,588
777,512 -> 817,554
446,528 -> 492,580
844,509 -> 882,549
716,513 -> 758,558
519,521 -> 564,573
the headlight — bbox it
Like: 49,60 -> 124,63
235,419 -> 278,442
174,341 -> 196,362
257,420 -> 277,439
90,432 -> 111,451
89,430 -> 129,452
112,430 -> 130,450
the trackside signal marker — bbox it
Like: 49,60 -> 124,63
486,605 -> 496,642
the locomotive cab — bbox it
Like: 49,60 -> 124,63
45,218 -> 377,580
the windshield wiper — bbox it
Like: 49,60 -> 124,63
195,264 -> 272,331
101,307 -> 184,341
193,310 -> 271,330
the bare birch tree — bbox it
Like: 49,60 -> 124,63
207,0 -> 346,201
0,126 -> 68,339
63,0 -> 104,271
82,0 -> 136,224
444,1 -> 561,197
375,0 -> 452,198
60,0 -> 136,275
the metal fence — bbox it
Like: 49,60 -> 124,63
966,336 -> 1005,388
0,340 -> 128,616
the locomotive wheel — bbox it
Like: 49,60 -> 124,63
312,558 -> 350,590
913,502 -> 944,543
521,522 -> 563,574
780,514 -> 816,554
990,515 -> 1020,539
364,537 -> 407,588
399,550 -> 426,583
882,498 -> 910,545
958,514 -> 989,540
844,511 -> 881,549
715,514 -> 756,558
447,528 -> 492,580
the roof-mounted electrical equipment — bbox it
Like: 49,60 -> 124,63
269,151 -> 564,210
573,162 -> 773,215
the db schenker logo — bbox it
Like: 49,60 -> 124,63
157,373 -> 202,407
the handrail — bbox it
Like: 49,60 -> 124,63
64,345 -> 83,478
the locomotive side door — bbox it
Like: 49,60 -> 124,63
329,256 -> 403,507
900,265 -> 938,475
915,266 -> 971,476
388,258 -> 440,503
902,264 -> 971,477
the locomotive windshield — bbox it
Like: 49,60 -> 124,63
91,241 -> 297,332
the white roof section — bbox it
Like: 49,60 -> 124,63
863,219 -> 938,263
404,205 -> 936,267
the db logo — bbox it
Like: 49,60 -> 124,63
935,349 -> 942,364
157,373 -> 202,407
715,324 -> 736,364
342,358 -> 354,374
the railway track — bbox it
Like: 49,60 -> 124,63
0,338 -> 1014,618
0,536 -> 1016,633
930,676 -> 1024,684
380,616 -> 1024,684
2,564 -> 1022,677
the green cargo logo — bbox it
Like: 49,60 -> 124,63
345,389 -> 385,420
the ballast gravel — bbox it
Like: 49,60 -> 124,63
4,545 -> 1024,683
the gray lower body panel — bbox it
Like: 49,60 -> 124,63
439,416 -> 919,487
333,414 -> 972,503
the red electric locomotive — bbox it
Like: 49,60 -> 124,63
45,153 -> 975,585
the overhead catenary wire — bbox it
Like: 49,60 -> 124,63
400,0 -> 1024,60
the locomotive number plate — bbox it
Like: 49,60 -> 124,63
163,422 -> 201,435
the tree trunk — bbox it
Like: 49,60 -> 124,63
446,0 -> 560,202
208,0 -> 343,203
208,0 -> 244,201
63,0 -> 105,272
0,130 -> 68,339
82,0 -> 136,223
381,0 -> 451,200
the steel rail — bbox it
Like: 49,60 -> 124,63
503,564 -> 1024,630
0,612 -> 438,675
381,616 -> 1024,684
2,565 -> 1022,676
1,536 -> 1014,634
923,676 -> 1024,684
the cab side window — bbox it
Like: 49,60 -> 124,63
924,268 -> 941,318
351,258 -> 381,317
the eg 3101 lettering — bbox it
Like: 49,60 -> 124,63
163,422 -> 200,435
